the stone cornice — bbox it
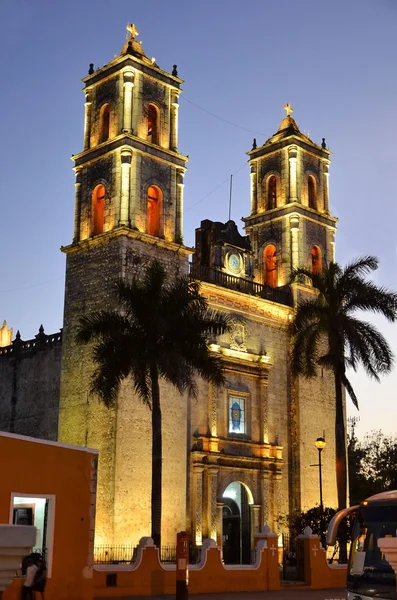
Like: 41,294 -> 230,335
82,54 -> 183,89
243,203 -> 338,228
72,133 -> 188,168
191,436 -> 284,469
291,281 -> 319,298
61,227 -> 194,257
247,133 -> 331,160
209,344 -> 272,377
199,281 -> 292,327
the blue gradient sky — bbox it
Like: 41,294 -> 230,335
1,0 -> 396,436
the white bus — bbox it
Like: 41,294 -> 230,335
327,490 -> 397,600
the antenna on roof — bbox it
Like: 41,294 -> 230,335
228,174 -> 233,221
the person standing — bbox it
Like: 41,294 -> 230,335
21,557 -> 38,600
33,558 -> 47,600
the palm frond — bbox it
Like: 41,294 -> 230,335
340,256 -> 378,282
341,372 -> 359,410
290,255 -> 396,416
77,259 -> 229,409
290,267 -> 319,287
291,322 -> 321,377
90,336 -> 132,405
291,298 -> 327,333
343,316 -> 394,379
344,281 -> 397,322
76,311 -> 130,344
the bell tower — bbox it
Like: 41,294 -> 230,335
58,25 -> 190,544
243,104 -> 337,292
72,23 -> 187,245
243,106 -> 339,514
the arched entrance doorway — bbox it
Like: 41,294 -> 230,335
222,482 -> 252,564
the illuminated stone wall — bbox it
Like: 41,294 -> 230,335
293,373 -> 339,512
188,284 -> 292,541
0,333 -> 61,440
59,233 -> 189,545
112,377 -> 188,546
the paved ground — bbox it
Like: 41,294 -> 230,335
95,588 -> 345,600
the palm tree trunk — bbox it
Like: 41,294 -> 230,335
334,366 -> 348,562
150,362 -> 162,548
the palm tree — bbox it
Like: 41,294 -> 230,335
76,261 -> 228,548
290,256 -> 397,513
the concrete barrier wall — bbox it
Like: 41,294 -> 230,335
300,531 -> 347,589
93,537 -> 280,597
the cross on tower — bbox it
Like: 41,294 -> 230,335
312,545 -> 318,557
126,23 -> 139,39
283,102 -> 293,117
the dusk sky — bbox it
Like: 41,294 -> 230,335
1,0 -> 396,436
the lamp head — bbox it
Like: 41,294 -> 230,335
315,436 -> 326,450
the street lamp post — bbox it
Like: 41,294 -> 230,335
314,436 -> 326,548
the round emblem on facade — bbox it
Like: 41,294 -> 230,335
226,252 -> 242,275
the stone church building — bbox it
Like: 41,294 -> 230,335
0,25 -> 339,561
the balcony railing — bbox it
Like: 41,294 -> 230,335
189,263 -> 293,307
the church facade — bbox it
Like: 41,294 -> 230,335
0,25 -> 340,560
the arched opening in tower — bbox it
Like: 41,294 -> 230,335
92,184 -> 105,235
99,104 -> 110,143
311,245 -> 322,274
147,185 -> 162,237
308,175 -> 317,210
147,104 -> 159,144
267,175 -> 277,210
264,244 -> 277,287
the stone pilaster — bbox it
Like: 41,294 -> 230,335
288,145 -> 298,202
250,163 -> 258,215
207,466 -> 218,541
122,71 -> 135,133
119,149 -> 132,226
73,168 -> 83,243
273,473 -> 282,528
289,214 -> 300,272
192,465 -> 204,545
259,374 -> 268,443
328,228 -> 335,262
252,504 -> 261,535
209,384 -> 217,438
175,168 -> 185,242
261,472 -> 270,528
322,159 -> 330,213
83,92 -> 92,150
131,71 -> 141,137
216,502 -> 223,548
250,504 -> 261,554
170,91 -> 179,151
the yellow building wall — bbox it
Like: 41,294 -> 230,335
0,432 -> 97,600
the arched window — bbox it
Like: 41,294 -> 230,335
267,175 -> 277,210
147,104 -> 159,144
92,185 -> 105,235
99,104 -> 110,143
308,175 -> 317,209
264,244 -> 277,287
147,185 -> 162,237
311,245 -> 322,274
